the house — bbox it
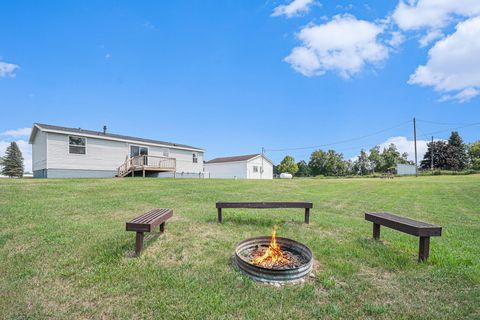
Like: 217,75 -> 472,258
204,154 -> 273,179
29,123 -> 205,178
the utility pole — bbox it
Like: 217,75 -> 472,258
413,117 -> 418,177
431,136 -> 434,175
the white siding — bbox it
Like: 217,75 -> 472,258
32,130 -> 47,171
46,132 -> 204,173
166,148 -> 204,173
396,163 -> 416,175
204,161 -> 247,179
47,133 -> 128,171
204,155 -> 273,179
246,156 -> 273,179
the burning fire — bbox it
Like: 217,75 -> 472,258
252,225 -> 292,268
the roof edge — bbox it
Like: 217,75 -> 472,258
32,123 -> 205,152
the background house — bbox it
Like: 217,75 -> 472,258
29,123 -> 204,178
204,154 -> 273,179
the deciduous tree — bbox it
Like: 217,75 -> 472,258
353,149 -> 370,175
278,155 -> 298,175
295,160 -> 311,177
468,141 -> 480,170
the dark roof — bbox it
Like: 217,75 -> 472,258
33,123 -> 203,151
205,154 -> 261,164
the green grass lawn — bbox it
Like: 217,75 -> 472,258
1,176 -> 479,319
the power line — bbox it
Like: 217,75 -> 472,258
416,119 -> 474,126
265,120 -> 411,152
417,122 -> 480,139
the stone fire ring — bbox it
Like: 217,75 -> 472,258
233,236 -> 313,284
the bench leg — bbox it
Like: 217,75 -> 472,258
160,222 -> 165,233
217,208 -> 222,223
135,232 -> 144,256
373,223 -> 381,240
419,236 -> 430,262
304,208 -> 310,224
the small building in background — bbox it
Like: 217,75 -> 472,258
204,154 -> 273,179
396,163 -> 416,175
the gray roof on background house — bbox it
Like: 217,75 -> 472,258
205,153 -> 273,164
31,123 -> 204,151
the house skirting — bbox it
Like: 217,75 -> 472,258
34,169 -> 117,178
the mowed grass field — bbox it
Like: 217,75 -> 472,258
0,176 -> 479,319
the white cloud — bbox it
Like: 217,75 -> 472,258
105,53 -> 111,59
408,17 -> 480,102
1,127 -> 32,138
284,14 -> 389,78
439,88 -> 480,103
378,136 -> 432,162
388,31 -> 405,48
336,4 -> 353,11
0,140 -> 32,173
0,61 -> 19,78
418,29 -> 444,47
272,0 -> 317,18
392,0 -> 480,31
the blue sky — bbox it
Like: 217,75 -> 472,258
1,0 -> 479,171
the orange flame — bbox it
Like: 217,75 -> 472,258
252,225 -> 290,268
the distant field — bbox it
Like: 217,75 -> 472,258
1,176 -> 479,319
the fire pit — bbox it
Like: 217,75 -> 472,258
233,226 -> 313,283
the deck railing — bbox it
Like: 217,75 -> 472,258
117,155 -> 176,177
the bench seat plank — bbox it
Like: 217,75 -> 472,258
216,202 -> 313,209
365,212 -> 441,237
216,201 -> 313,224
365,212 -> 442,262
126,208 -> 173,233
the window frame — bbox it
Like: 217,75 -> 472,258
68,135 -> 87,155
192,153 -> 198,163
129,144 -> 149,157
160,148 -> 170,157
253,165 -> 259,173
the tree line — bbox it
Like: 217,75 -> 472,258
275,131 -> 480,177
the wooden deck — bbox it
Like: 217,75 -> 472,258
117,155 -> 176,177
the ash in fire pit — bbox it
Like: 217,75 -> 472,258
233,225 -> 313,283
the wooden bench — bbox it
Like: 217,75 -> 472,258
365,212 -> 442,262
216,202 -> 313,224
126,208 -> 173,255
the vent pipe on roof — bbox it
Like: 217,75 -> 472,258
103,125 -> 107,134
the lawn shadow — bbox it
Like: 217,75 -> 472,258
355,237 -> 414,269
124,231 -> 164,258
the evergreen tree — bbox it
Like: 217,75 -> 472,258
278,155 -> 299,175
420,141 -> 449,170
446,131 -> 468,170
0,142 -> 24,178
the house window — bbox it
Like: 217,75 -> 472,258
69,136 -> 86,154
130,145 -> 148,158
161,148 -> 170,157
253,166 -> 259,173
193,153 -> 198,163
